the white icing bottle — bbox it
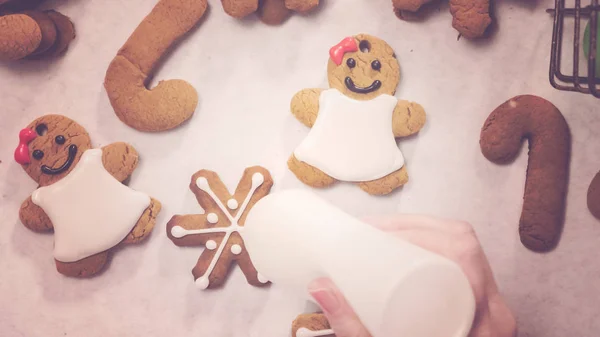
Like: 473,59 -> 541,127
242,190 -> 475,337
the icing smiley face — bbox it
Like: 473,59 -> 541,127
327,34 -> 400,101
16,115 -> 92,187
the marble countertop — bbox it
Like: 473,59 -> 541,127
1,0 -> 600,336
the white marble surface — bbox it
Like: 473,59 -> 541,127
1,0 -> 600,336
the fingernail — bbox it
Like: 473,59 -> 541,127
309,287 -> 340,314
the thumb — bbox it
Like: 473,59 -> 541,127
308,278 -> 371,337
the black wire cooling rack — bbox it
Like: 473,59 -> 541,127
548,0 -> 600,97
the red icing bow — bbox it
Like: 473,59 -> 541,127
329,37 -> 358,66
14,128 -> 37,165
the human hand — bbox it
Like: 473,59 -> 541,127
306,215 -> 517,337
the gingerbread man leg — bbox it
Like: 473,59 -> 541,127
357,166 -> 409,196
288,155 -> 337,188
55,251 -> 109,278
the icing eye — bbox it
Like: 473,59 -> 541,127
32,150 -> 44,160
371,60 -> 381,71
55,135 -> 66,145
346,58 -> 356,68
359,40 -> 371,53
35,124 -> 48,136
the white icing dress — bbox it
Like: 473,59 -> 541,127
32,149 -> 151,263
294,88 -> 404,182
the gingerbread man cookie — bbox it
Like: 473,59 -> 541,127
0,0 -> 75,61
167,166 -> 273,289
222,0 -> 319,25
289,34 -> 426,195
15,115 -> 161,277
392,0 -> 491,39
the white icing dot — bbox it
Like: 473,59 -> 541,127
230,244 -> 242,255
227,199 -> 238,210
257,273 -> 269,284
205,240 -> 217,250
170,226 -> 187,238
196,177 -> 210,191
195,277 -> 210,289
252,172 -> 265,185
206,213 -> 218,224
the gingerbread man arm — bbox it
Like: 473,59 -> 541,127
19,196 -> 53,232
101,142 -> 139,182
291,88 -> 323,128
392,99 -> 426,137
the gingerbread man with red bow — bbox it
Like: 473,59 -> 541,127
289,34 -> 427,195
15,115 -> 161,277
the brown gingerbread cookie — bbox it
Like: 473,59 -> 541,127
222,0 -> 319,25
0,1 -> 75,61
587,171 -> 600,220
292,313 -> 334,337
393,0 -> 491,39
289,34 -> 426,195
480,95 -> 571,252
167,166 -> 273,289
15,115 -> 161,277
104,0 -> 208,132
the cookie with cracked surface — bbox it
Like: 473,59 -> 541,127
104,0 -> 208,132
0,13 -> 41,60
289,34 -> 426,195
0,4 -> 76,61
393,0 -> 491,39
292,313 -> 335,337
14,114 -> 161,277
221,0 -> 319,25
480,95 -> 570,252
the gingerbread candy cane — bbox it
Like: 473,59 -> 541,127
104,0 -> 208,132
480,95 -> 571,252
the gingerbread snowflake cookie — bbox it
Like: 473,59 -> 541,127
167,166 -> 273,289
289,34 -> 426,195
14,115 -> 161,277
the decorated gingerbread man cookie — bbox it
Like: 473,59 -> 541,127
167,166 -> 273,289
15,115 -> 161,277
289,34 -> 426,195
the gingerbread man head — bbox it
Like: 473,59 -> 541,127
14,115 -> 92,187
327,34 -> 400,101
